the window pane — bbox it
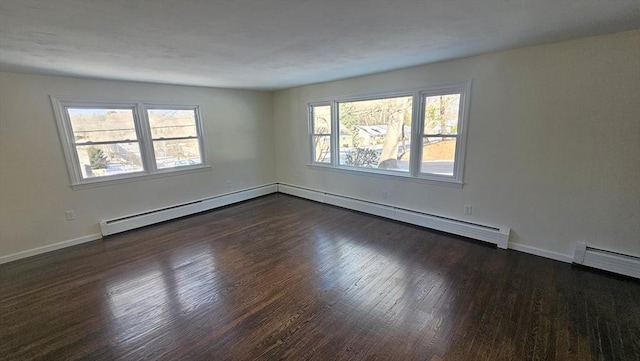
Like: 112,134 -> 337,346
423,94 -> 460,135
147,109 -> 198,139
154,139 -> 202,169
421,136 -> 456,176
312,135 -> 331,163
67,108 -> 137,143
312,105 -> 331,134
76,143 -> 143,178
338,96 -> 412,172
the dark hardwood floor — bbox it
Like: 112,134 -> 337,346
1,194 -> 638,360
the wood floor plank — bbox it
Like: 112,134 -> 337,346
1,194 -> 639,360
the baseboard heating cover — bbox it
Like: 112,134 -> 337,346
277,184 -> 510,249
573,242 -> 640,279
99,184 -> 277,236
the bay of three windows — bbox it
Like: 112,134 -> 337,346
309,82 -> 470,184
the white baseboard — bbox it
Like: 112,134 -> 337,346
100,183 -> 278,236
0,233 -> 102,265
278,183 -> 325,203
573,242 -> 640,279
278,183 -> 511,249
0,182 -> 581,269
2,184 -> 278,264
499,242 -> 573,263
278,183 -> 579,264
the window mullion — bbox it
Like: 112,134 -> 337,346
454,83 -> 470,182
308,106 -> 315,164
410,92 -> 423,177
331,101 -> 339,166
135,103 -> 156,173
193,106 -> 207,166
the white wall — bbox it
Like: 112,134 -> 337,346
0,73 -> 275,257
273,30 -> 640,257
2,31 -> 638,262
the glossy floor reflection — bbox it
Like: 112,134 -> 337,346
1,194 -> 638,360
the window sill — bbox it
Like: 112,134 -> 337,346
70,165 -> 212,190
306,163 -> 464,188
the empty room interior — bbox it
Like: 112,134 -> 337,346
1,1 -> 639,360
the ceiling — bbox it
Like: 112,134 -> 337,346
1,0 -> 639,90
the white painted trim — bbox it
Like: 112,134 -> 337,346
1,184 -> 278,264
277,183 -> 510,249
305,164 -> 464,188
573,242 -> 587,263
100,184 -> 278,236
308,102 -> 333,165
278,183 -> 593,265
277,183 -> 325,203
0,233 -> 102,265
70,165 -> 211,190
280,183 -> 592,264
572,242 -> 640,279
509,243 -> 573,263
416,80 -> 472,184
305,80 -> 472,185
325,193 -> 398,220
3,183 -> 595,271
50,96 -> 209,188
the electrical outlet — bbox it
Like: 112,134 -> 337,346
381,191 -> 388,200
464,205 -> 472,215
65,210 -> 75,221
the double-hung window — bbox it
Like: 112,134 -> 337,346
52,97 -> 207,187
309,104 -> 332,164
146,108 -> 203,169
418,90 -> 464,177
308,81 -> 470,185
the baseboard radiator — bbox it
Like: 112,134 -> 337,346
573,242 -> 640,279
99,184 -> 277,236
278,184 -> 510,249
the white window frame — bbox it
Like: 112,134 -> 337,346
307,80 -> 471,186
51,96 -> 209,189
308,102 -> 333,165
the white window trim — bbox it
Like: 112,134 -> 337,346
307,80 -> 472,185
308,101 -> 333,165
51,96 -> 209,189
